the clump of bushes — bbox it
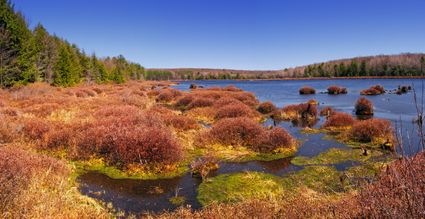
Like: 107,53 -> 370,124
156,88 -> 182,102
355,97 -> 373,115
191,154 -> 219,180
188,97 -> 214,109
323,112 -> 354,128
175,95 -> 194,109
349,118 -> 393,145
395,85 -> 411,95
327,86 -> 347,95
204,117 -> 295,153
360,85 -> 385,95
319,106 -> 335,117
278,102 -> 318,122
162,114 -> 199,131
257,101 -> 277,114
299,86 -> 316,95
215,103 -> 257,120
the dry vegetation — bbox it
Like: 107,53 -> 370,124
299,86 -> 316,95
327,85 -> 347,94
360,85 -> 385,95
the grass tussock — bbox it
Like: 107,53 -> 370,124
327,85 -> 347,94
257,101 -> 277,114
323,112 -> 354,129
355,97 -> 374,115
349,118 -> 394,145
299,86 -> 316,95
360,85 -> 385,95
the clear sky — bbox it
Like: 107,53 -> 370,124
11,0 -> 425,70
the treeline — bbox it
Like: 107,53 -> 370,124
285,53 -> 425,78
0,0 -> 144,87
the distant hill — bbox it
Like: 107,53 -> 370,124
147,53 -> 425,80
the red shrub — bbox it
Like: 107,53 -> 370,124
213,97 -> 243,108
299,86 -> 316,95
323,112 -> 354,128
327,86 -> 347,95
22,118 -> 51,140
215,103 -> 256,120
75,112 -> 182,165
175,95 -> 194,108
319,106 -> 335,117
257,101 -> 277,114
282,103 -> 318,120
1,107 -> 18,117
360,85 -> 385,95
162,114 -> 199,131
350,118 -> 393,143
207,117 -> 265,147
223,85 -> 243,92
0,146 -> 68,211
188,97 -> 214,109
357,152 -> 425,218
156,88 -> 182,102
355,97 -> 373,115
256,127 -> 295,153
229,92 -> 259,107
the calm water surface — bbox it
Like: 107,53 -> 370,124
79,79 -> 425,215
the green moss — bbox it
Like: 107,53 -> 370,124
282,166 -> 344,193
291,148 -> 382,166
169,196 -> 186,206
197,172 -> 284,206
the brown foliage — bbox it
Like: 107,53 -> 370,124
299,86 -> 316,94
360,85 -> 385,95
188,97 -> 214,109
350,118 -> 393,143
207,117 -> 265,147
327,85 -> 347,94
215,103 -> 257,120
355,97 -> 374,115
257,101 -> 277,114
156,88 -> 182,102
319,106 -> 335,117
323,112 -> 354,128
256,127 -> 295,153
357,152 -> 425,218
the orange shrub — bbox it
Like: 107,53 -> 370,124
207,117 -> 264,147
256,127 -> 295,153
355,97 -> 373,115
282,102 -> 317,120
319,106 -> 335,117
175,95 -> 194,108
213,97 -> 243,108
327,86 -> 347,94
223,85 -> 243,92
22,118 -> 51,140
257,101 -> 277,114
349,118 -> 393,143
162,114 -> 199,131
323,112 -> 354,128
299,86 -> 316,95
215,103 -> 256,120
360,85 -> 385,95
156,88 -> 182,102
188,97 -> 214,109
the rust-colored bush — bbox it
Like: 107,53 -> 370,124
256,127 -> 295,153
215,103 -> 256,120
356,152 -> 425,218
188,97 -> 214,109
355,97 -> 373,115
360,85 -> 385,95
0,146 -> 68,213
281,102 -> 318,121
223,85 -> 243,92
162,114 -> 199,131
323,112 -> 354,128
299,86 -> 316,95
349,118 -> 393,143
76,112 -> 182,165
156,88 -> 182,102
207,117 -> 265,147
319,106 -> 335,117
213,97 -> 243,108
175,95 -> 194,108
22,118 -> 51,140
257,101 -> 277,114
327,86 -> 347,94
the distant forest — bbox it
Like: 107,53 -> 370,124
1,0 -> 425,87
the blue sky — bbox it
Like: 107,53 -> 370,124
12,0 -> 425,70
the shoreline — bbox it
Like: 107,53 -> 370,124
172,76 -> 425,82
